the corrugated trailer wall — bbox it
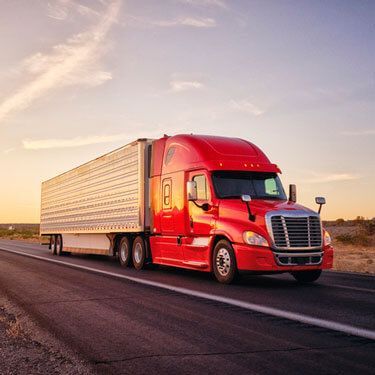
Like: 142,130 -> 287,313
40,140 -> 151,235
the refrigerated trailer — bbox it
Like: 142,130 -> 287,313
41,134 -> 334,283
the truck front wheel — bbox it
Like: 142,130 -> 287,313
132,236 -> 147,270
118,237 -> 132,267
291,270 -> 322,283
213,240 -> 238,284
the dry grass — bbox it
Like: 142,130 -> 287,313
6,319 -> 23,338
0,228 -> 48,243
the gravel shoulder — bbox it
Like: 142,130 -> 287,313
0,294 -> 93,375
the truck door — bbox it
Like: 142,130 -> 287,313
160,178 -> 174,233
159,175 -> 184,262
184,171 -> 215,264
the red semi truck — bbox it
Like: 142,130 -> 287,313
40,134 -> 334,283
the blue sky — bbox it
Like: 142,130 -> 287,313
0,0 -> 374,221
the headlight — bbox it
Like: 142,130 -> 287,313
243,231 -> 269,247
323,229 -> 332,246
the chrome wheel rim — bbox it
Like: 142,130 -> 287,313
216,248 -> 231,276
120,242 -> 128,262
134,243 -> 142,264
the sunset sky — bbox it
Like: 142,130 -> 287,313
0,0 -> 374,223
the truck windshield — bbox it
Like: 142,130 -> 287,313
212,171 -> 287,200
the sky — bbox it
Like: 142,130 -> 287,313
0,0 -> 374,223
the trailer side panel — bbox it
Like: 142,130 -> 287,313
40,140 -> 151,235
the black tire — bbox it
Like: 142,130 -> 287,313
118,237 -> 132,267
132,236 -> 147,270
55,234 -> 63,256
50,235 -> 56,255
212,240 -> 238,284
291,270 -> 322,283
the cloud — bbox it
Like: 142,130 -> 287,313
342,129 -> 375,136
0,0 -> 120,124
126,15 -> 216,28
305,173 -> 360,184
229,99 -> 265,116
170,80 -> 204,92
152,17 -> 216,28
177,0 -> 227,9
46,0 -> 101,21
3,148 -> 15,154
22,133 -> 130,150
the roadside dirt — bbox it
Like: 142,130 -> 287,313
0,295 -> 93,375
332,242 -> 375,274
326,224 -> 375,274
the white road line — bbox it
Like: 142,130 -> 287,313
1,246 -> 375,341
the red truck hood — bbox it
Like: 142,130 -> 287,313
218,199 -> 315,217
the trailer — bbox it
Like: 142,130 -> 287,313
41,139 -> 152,258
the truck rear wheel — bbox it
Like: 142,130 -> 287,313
50,235 -> 56,255
118,237 -> 132,267
55,234 -> 63,256
291,270 -> 322,283
132,236 -> 147,270
213,240 -> 238,284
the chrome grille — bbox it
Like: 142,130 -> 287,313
270,215 -> 322,249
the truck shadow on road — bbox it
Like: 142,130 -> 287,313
70,253 -> 323,291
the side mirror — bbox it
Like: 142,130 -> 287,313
187,181 -> 197,201
241,194 -> 251,202
289,184 -> 297,203
315,197 -> 326,214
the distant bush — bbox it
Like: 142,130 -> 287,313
0,228 -> 39,240
362,221 -> 375,236
335,218 -> 345,225
336,233 -> 371,246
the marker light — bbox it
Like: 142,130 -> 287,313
323,229 -> 332,246
243,231 -> 269,247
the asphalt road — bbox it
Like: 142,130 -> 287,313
0,239 -> 374,374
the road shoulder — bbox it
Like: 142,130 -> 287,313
0,294 -> 92,375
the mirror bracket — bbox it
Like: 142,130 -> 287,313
192,201 -> 210,212
241,194 -> 255,222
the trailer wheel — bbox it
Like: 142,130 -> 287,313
55,235 -> 63,256
50,235 -> 56,255
118,237 -> 132,267
291,270 -> 322,283
132,236 -> 147,270
213,240 -> 238,284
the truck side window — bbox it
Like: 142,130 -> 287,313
265,178 -> 279,196
162,179 -> 172,209
193,175 -> 208,200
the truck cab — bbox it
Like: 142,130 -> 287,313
149,134 -> 334,283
